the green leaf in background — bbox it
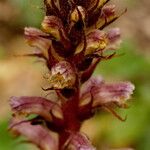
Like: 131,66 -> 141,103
0,120 -> 26,150
9,0 -> 44,27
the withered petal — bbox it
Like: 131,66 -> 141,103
64,132 -> 95,150
9,118 -> 58,150
10,96 -> 61,121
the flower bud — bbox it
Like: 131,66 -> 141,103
70,6 -> 86,23
92,81 -> 135,108
48,61 -> 76,89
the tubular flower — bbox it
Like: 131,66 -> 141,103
9,0 -> 135,150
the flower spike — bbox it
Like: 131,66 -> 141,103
9,0 -> 135,149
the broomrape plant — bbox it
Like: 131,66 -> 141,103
9,0 -> 135,150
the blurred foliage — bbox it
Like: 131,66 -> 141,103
9,0 -> 44,27
0,0 -> 150,150
0,120 -> 28,150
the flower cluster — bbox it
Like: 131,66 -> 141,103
9,0 -> 134,150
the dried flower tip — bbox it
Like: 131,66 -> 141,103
70,6 -> 86,23
80,77 -> 135,110
48,61 -> 76,89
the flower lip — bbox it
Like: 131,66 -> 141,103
10,96 -> 62,122
92,81 -> 135,107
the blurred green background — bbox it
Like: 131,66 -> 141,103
0,0 -> 150,150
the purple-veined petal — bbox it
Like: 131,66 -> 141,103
10,96 -> 62,121
92,81 -> 135,108
80,77 -> 134,108
9,118 -> 58,150
64,132 -> 95,150
24,27 -> 51,53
